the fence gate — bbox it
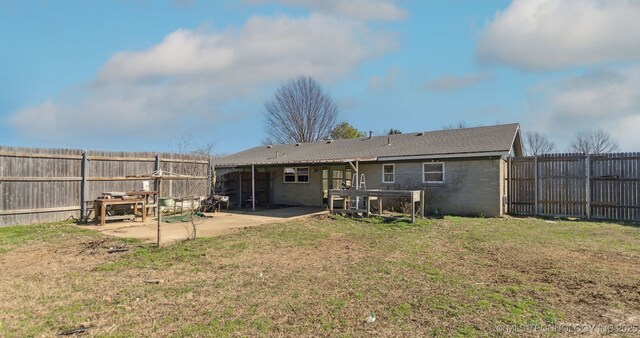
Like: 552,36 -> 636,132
508,153 -> 640,222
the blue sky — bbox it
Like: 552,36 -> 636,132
1,0 -> 639,154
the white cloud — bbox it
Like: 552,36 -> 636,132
98,15 -> 393,84
477,0 -> 640,70
424,72 -> 492,92
10,101 -> 62,132
10,14 -> 396,143
611,114 -> 640,151
527,66 -> 640,151
246,0 -> 407,21
368,67 -> 402,91
551,68 -> 640,118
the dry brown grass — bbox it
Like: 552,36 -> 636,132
1,216 -> 639,337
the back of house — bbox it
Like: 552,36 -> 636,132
215,123 -> 523,217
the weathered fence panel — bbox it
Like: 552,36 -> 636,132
508,152 -> 640,222
0,146 -> 211,226
590,153 -> 640,221
0,146 -> 83,226
509,157 -> 535,215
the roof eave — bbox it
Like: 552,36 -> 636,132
215,157 -> 378,167
377,151 -> 509,161
216,152 -> 509,167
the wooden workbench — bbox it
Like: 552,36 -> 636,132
94,198 -> 146,226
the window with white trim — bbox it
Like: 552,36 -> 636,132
283,167 -> 309,183
382,164 -> 395,183
422,162 -> 444,183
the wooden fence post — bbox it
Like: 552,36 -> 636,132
80,151 -> 89,222
586,154 -> 591,219
508,155 -> 512,215
534,155 -> 538,216
154,154 -> 160,191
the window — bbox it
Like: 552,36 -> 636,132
382,164 -> 395,183
284,167 -> 296,182
296,167 -> 309,182
423,162 -> 444,183
332,170 -> 343,189
283,167 -> 310,183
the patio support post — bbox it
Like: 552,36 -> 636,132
353,161 -> 360,209
251,164 -> 256,212
355,161 -> 359,189
238,170 -> 242,209
207,157 -> 212,197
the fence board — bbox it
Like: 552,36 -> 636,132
1,146 -> 211,226
509,152 -> 639,222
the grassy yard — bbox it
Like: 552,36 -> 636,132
1,216 -> 639,337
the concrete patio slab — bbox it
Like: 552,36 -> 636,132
82,207 -> 327,245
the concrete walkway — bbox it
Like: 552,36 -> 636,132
83,207 -> 327,245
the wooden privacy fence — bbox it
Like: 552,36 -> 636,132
0,145 -> 212,226
508,152 -> 640,221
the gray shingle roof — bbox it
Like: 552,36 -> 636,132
215,123 -> 520,167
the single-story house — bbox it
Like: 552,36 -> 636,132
215,123 -> 523,217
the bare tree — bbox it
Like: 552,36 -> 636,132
192,142 -> 215,158
442,121 -> 469,130
523,131 -> 556,156
264,76 -> 338,144
170,135 -> 214,241
569,129 -> 619,154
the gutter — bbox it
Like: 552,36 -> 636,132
216,157 -> 377,168
215,152 -> 509,167
377,151 -> 509,161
